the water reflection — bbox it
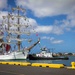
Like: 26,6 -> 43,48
28,60 -> 53,63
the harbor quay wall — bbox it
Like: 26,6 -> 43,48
0,61 -> 75,69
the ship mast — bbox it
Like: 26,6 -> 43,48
2,13 -> 12,43
7,14 -> 11,42
17,6 -> 20,51
12,6 -> 25,51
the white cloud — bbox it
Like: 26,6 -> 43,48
28,18 -> 63,34
0,12 -> 73,35
34,26 -> 53,34
15,0 -> 75,17
51,40 -> 63,44
0,0 -> 8,23
15,0 -> 75,34
0,11 -> 8,22
53,12 -> 75,32
1,0 -> 75,35
25,18 -> 65,35
28,18 -> 38,26
41,36 -> 54,41
41,36 -> 63,44
0,0 -> 7,9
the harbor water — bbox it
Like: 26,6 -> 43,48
0,56 -> 75,66
27,56 -> 75,66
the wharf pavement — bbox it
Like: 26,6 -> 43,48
0,64 -> 75,75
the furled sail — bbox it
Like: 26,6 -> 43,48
5,44 -> 11,52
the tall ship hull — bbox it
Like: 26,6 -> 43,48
0,51 -> 28,60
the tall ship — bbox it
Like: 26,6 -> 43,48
0,6 -> 40,60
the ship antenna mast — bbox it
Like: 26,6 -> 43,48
12,6 -> 25,51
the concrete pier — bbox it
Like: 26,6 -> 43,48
0,64 -> 75,75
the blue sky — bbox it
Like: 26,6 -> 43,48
0,0 -> 75,53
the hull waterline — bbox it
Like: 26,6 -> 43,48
28,54 -> 69,60
0,51 -> 28,60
